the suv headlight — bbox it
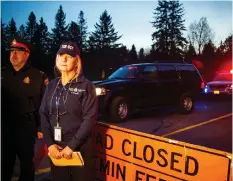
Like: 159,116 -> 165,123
95,87 -> 106,96
204,85 -> 209,93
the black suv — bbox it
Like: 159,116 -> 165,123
94,63 -> 204,122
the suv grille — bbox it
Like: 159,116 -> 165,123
209,84 -> 228,89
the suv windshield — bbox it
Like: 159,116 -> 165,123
214,73 -> 232,81
108,66 -> 139,79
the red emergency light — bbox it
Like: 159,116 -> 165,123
128,66 -> 138,70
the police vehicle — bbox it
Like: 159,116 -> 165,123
94,63 -> 204,122
204,71 -> 232,95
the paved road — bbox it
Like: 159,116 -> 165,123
110,95 -> 232,152
12,95 -> 232,181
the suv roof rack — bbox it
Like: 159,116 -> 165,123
153,60 -> 188,63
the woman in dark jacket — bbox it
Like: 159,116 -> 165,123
39,41 -> 98,181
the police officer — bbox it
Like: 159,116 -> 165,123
40,41 -> 98,181
2,37 -> 48,181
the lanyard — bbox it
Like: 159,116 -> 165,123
49,76 -> 76,127
55,87 -> 63,127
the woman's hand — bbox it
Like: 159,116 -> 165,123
61,146 -> 73,159
48,144 -> 63,159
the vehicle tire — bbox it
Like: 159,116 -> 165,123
109,96 -> 129,122
179,93 -> 194,114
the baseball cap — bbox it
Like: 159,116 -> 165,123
8,37 -> 31,53
56,41 -> 80,57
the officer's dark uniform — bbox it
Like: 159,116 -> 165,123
2,37 -> 48,181
39,42 -> 98,181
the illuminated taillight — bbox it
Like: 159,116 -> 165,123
230,70 -> 233,74
201,81 -> 205,89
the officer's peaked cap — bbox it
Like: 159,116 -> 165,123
8,36 -> 31,53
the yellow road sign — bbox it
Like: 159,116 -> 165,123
93,122 -> 232,181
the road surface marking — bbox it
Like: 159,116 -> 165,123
162,113 -> 232,137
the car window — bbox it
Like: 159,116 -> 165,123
214,73 -> 232,81
176,65 -> 202,82
108,66 -> 139,79
177,65 -> 196,71
158,65 -> 177,80
140,66 -> 158,81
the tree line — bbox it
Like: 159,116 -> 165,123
1,1 -> 232,81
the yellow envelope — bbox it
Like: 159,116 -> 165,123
48,152 -> 84,166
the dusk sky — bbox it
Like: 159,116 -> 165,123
1,1 -> 232,51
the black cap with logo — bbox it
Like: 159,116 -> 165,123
56,41 -> 80,57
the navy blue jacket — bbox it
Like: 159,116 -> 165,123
39,75 -> 98,151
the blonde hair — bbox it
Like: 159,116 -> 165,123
54,55 -> 82,78
76,55 -> 82,78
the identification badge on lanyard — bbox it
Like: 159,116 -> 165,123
54,126 -> 62,142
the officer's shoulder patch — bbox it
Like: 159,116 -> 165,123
44,78 -> 49,85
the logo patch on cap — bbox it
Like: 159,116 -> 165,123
57,41 -> 80,57
61,44 -> 74,50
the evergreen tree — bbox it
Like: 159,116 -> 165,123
215,35 -> 232,73
18,25 -> 27,39
218,41 -> 225,53
68,21 -> 80,44
90,10 -> 122,50
25,12 -> 38,44
151,0 -> 187,60
128,44 -> 138,62
1,19 -> 8,66
168,0 -> 187,58
223,35 -> 232,55
51,5 -> 68,53
138,48 -> 145,62
77,11 -> 88,52
202,40 -> 216,57
87,35 -> 96,52
151,0 -> 170,58
222,35 -> 232,67
201,40 -> 216,80
184,43 -> 196,63
31,17 -> 51,70
215,41 -> 225,61
35,17 -> 51,55
1,19 -> 7,49
202,40 -> 216,68
214,41 -> 225,72
5,18 -> 18,42
117,45 -> 129,64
